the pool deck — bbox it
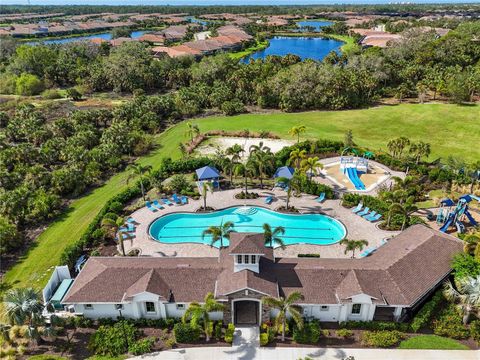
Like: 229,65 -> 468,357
123,188 -> 399,259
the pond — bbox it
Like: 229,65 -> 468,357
296,20 -> 333,31
26,30 -> 148,45
242,36 -> 343,62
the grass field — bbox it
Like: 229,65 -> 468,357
398,335 -> 469,350
3,103 -> 479,289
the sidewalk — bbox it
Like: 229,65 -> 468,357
130,347 -> 479,360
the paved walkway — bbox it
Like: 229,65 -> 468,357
231,326 -> 260,359
129,347 -> 479,360
123,188 -> 399,259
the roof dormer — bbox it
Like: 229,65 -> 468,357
228,233 -> 273,274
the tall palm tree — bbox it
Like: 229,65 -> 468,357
444,275 -> 480,325
126,163 -> 152,201
200,181 -> 214,210
3,288 -> 44,343
276,175 -> 301,210
249,150 -> 275,189
300,156 -> 323,182
101,216 -> 127,256
339,239 -> 369,258
225,144 -> 244,162
262,291 -> 304,342
288,149 -> 307,169
288,125 -> 306,143
409,141 -> 431,164
249,141 -> 271,155
185,122 -> 200,142
263,223 -> 286,249
387,196 -> 417,230
182,292 -> 224,342
234,161 -> 256,195
201,221 -> 235,248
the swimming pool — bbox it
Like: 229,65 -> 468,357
148,206 -> 346,248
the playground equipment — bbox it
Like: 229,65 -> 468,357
438,195 -> 478,233
340,148 -> 371,191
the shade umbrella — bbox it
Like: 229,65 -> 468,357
273,166 -> 295,179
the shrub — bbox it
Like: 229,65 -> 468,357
41,89 -> 62,99
88,321 -> 137,356
336,329 -> 353,338
470,320 -> 480,342
15,73 -> 44,96
108,201 -> 124,214
342,193 -> 388,215
340,320 -> 409,332
361,330 -> 404,347
321,329 -> 329,337
128,337 -> 155,355
173,323 -> 201,343
169,174 -> 192,193
433,306 -> 469,339
235,191 -> 259,199
260,332 -> 269,346
66,87 -> 82,101
451,253 -> 480,279
293,322 -> 321,344
214,322 -> 222,340
410,291 -> 444,332
224,323 -> 235,343
221,99 -> 245,116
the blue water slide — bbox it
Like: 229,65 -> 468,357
464,210 -> 478,226
346,167 -> 362,190
440,214 -> 454,233
353,168 -> 366,190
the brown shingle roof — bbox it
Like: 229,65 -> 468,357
229,233 -> 266,255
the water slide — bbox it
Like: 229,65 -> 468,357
440,213 -> 454,233
346,167 -> 366,190
464,210 -> 478,226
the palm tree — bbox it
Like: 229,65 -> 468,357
182,292 -> 224,342
200,181 -> 214,210
185,122 -> 200,142
202,221 -> 235,248
101,217 -> 127,256
3,288 -> 44,343
387,196 -> 417,230
249,150 -> 275,189
463,233 -> 480,258
444,275 -> 480,325
225,144 -> 244,162
126,163 -> 152,201
300,156 -> 323,182
234,161 -> 256,195
409,141 -> 431,164
288,125 -> 306,143
288,149 -> 307,169
263,223 -> 286,249
249,141 -> 271,155
339,239 -> 369,258
276,175 -> 301,210
262,291 -> 304,342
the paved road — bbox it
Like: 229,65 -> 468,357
130,347 -> 479,360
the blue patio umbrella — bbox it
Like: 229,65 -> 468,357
196,166 -> 220,181
274,166 -> 295,179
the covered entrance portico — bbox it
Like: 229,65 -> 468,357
233,300 -> 260,325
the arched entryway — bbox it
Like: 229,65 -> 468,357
234,300 -> 260,325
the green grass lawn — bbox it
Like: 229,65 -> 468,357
398,335 -> 469,350
229,40 -> 269,60
3,103 -> 479,290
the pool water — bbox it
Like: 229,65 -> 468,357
149,206 -> 346,248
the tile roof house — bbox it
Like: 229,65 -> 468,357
62,225 -> 461,325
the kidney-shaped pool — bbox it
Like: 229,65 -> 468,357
149,206 -> 346,248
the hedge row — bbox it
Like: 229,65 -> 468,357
340,320 -> 409,332
341,193 -> 390,215
410,291 -> 444,332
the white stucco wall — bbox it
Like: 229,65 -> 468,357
302,304 -> 342,322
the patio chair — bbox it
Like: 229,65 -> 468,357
152,199 -> 164,210
181,196 -> 188,205
127,217 -> 137,224
265,196 -> 273,204
172,193 -> 181,204
127,223 -> 135,232
145,201 -> 158,212
162,198 -> 174,206
367,214 -> 383,222
316,192 -> 325,203
357,207 -> 370,217
362,211 -> 376,219
351,203 -> 363,213
359,247 -> 376,258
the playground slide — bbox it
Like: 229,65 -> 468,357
464,210 -> 478,226
440,215 -> 454,233
351,168 -> 366,190
455,221 -> 465,234
346,168 -> 366,190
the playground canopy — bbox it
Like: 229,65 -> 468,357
440,198 -> 455,207
196,166 -> 220,181
274,166 -> 295,179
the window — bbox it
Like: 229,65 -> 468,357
244,255 -> 249,264
320,306 -> 329,311
250,255 -> 256,264
115,304 -> 124,310
145,302 -> 156,313
237,255 -> 243,264
351,304 -> 362,315
176,304 -> 185,310
84,304 -> 93,310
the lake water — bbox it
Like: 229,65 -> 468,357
26,30 -> 148,45
242,36 -> 343,62
296,20 -> 333,31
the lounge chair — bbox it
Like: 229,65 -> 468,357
146,201 -> 158,212
127,223 -> 135,232
367,213 -> 383,222
162,198 -> 174,206
316,192 -> 325,203
181,196 -> 188,205
127,217 -> 137,224
265,196 -> 273,204
116,232 -> 134,240
172,193 -> 181,204
362,210 -> 376,219
357,207 -> 370,217
359,247 -> 376,258
351,203 -> 363,213
152,200 -> 164,210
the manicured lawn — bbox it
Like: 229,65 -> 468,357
398,335 -> 469,350
3,103 -> 479,290
229,40 -> 269,60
